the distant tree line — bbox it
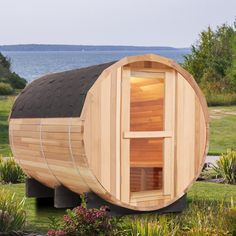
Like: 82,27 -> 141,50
0,44 -> 179,51
0,53 -> 27,95
183,20 -> 236,105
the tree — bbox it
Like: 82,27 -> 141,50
183,21 -> 236,94
0,53 -> 27,94
0,53 -> 11,70
227,21 -> 236,90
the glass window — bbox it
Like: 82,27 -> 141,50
130,77 -> 164,131
130,138 -> 163,192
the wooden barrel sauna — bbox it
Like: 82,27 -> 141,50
9,54 -> 209,211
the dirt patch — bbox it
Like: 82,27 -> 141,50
210,108 -> 236,120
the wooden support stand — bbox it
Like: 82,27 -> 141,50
86,192 -> 187,215
54,185 -> 81,208
26,178 -> 54,198
26,178 -> 81,208
26,177 -> 186,213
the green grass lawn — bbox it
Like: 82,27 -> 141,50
208,106 -> 236,155
1,96 -> 236,156
0,182 -> 235,233
0,96 -> 15,156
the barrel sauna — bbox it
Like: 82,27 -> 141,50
9,54 -> 208,211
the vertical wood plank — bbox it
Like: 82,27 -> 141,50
100,76 -> 111,192
115,68 -> 122,199
83,94 -> 92,164
163,70 -> 175,196
185,82 -> 195,180
176,73 -> 195,195
176,75 -> 184,195
110,71 -> 117,197
174,71 -> 178,197
194,96 -> 201,174
90,87 -> 101,181
121,67 -> 130,203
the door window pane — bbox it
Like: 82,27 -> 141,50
130,138 -> 163,192
130,167 -> 163,192
130,77 -> 164,131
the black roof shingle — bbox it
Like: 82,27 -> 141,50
11,61 -> 114,118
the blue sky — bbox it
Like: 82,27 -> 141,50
1,0 -> 235,47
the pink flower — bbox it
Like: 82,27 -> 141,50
100,205 -> 110,212
63,214 -> 71,222
55,229 -> 66,236
47,229 -> 56,236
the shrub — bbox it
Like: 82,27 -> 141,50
0,77 -> 8,83
0,157 -> 26,184
212,149 -> 236,184
47,204 -> 117,236
46,194 -> 124,236
123,199 -> 234,235
0,53 -> 26,91
0,66 -> 11,79
183,20 -> 236,96
0,82 -> 14,95
206,93 -> 236,106
0,53 -> 11,70
9,72 -> 27,89
0,189 -> 26,233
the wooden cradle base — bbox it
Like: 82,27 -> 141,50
25,178 -> 186,215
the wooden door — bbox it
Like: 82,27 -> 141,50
121,66 -> 175,204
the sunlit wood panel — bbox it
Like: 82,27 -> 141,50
130,76 -> 164,131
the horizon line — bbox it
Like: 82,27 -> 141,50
0,43 -> 190,50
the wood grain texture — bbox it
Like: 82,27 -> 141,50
176,73 -> 196,196
10,119 -> 59,188
120,67 -> 131,203
124,131 -> 172,138
10,118 -> 90,191
163,71 -> 175,196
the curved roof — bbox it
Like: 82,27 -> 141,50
11,62 -> 114,118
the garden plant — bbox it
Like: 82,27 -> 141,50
212,149 -> 236,184
0,189 -> 26,233
0,156 -> 26,184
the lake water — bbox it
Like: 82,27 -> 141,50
2,49 -> 191,82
